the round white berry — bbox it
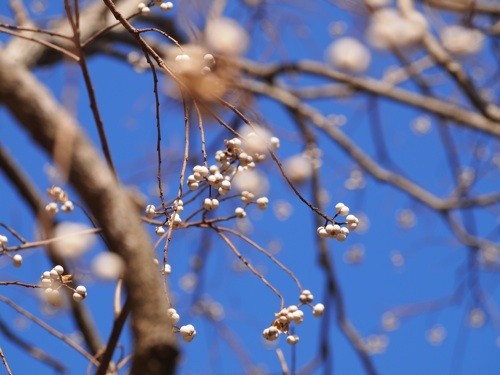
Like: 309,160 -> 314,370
76,285 -> 87,296
203,198 -> 212,210
256,197 -> 269,210
292,310 -> 304,324
160,1 -> 174,11
0,235 -> 8,245
286,334 -> 299,345
336,233 -> 347,242
72,292 -> 84,302
317,226 -> 328,238
12,254 -> 23,268
61,201 -> 74,212
45,202 -> 58,214
53,265 -> 64,275
211,199 -> 219,209
50,269 -> 60,279
145,204 -> 156,218
41,278 -> 52,288
164,263 -> 172,275
312,303 -> 325,317
269,136 -> 280,150
335,202 -> 349,216
235,207 -> 246,218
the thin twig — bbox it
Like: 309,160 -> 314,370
0,281 -> 40,288
216,226 -> 303,290
213,227 -> 285,309
0,347 -> 13,375
64,0 -> 116,176
0,295 -> 98,366
0,26 -> 79,61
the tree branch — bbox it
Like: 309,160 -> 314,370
0,50 -> 178,374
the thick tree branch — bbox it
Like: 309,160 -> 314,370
0,51 -> 178,374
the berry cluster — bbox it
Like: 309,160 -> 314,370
146,132 -> 278,225
262,290 -> 325,345
186,134 -> 278,212
0,235 -> 23,268
40,265 -> 87,305
316,202 -> 359,242
138,1 -> 173,14
146,200 -> 183,235
45,186 -> 74,214
167,307 -> 197,342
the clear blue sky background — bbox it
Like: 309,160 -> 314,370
0,1 -> 499,375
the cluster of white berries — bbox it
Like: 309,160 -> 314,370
145,201 -> 183,235
187,164 -> 228,192
256,196 -> 269,210
174,52 -> 216,76
203,197 -> 220,210
45,186 -> 74,214
262,290 -> 325,345
215,135 -> 279,174
234,207 -> 246,218
167,307 -> 196,342
316,202 -> 359,242
184,134 -> 278,214
138,1 -> 173,14
0,235 -> 23,268
40,265 -> 87,305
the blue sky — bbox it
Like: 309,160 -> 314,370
0,1 -> 499,374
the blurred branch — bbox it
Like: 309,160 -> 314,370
399,0 -> 500,121
289,110 -> 377,375
234,76 -> 499,213
0,318 -> 66,374
4,0 -> 141,67
422,0 -> 500,14
0,46 -> 178,374
236,59 -> 500,137
0,296 -> 98,365
0,144 -> 103,355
